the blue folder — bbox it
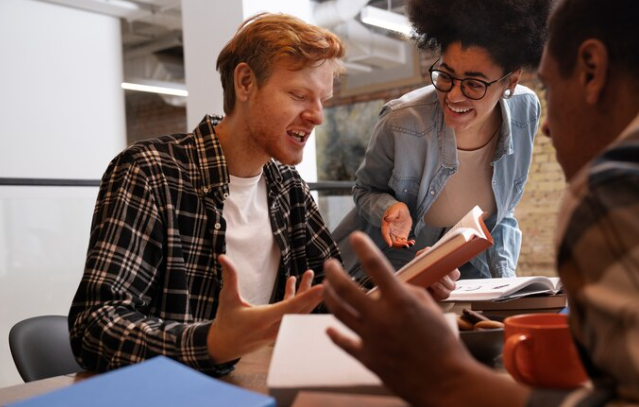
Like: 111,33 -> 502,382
7,356 -> 275,407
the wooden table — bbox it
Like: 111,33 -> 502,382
0,346 -> 274,406
0,345 -> 517,407
220,345 -> 273,394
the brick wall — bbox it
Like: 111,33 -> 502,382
516,80 -> 565,276
124,54 -> 565,277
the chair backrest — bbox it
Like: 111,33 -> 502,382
9,315 -> 84,382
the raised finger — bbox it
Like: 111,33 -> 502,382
294,284 -> 326,315
323,278 -> 365,333
381,222 -> 393,248
261,284 -> 324,321
416,245 -> 432,257
439,275 -> 456,291
349,232 -> 403,298
283,275 -> 297,300
391,236 -> 414,249
323,258 -> 371,316
297,270 -> 314,294
218,255 -> 243,304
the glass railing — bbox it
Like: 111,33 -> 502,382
0,178 -> 99,388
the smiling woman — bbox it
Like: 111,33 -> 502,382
333,0 -> 553,286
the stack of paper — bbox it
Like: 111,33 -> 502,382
267,315 -> 389,407
445,276 -> 567,316
291,391 -> 409,407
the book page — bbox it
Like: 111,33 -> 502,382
428,206 -> 486,252
548,277 -> 562,291
402,205 -> 486,268
446,277 -> 561,302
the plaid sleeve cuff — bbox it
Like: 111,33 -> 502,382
180,321 -> 238,376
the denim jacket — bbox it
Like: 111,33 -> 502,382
333,84 -> 540,279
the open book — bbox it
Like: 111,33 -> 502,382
368,205 -> 493,297
446,276 -> 563,302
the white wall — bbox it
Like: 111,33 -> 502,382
0,0 -> 126,179
0,0 -> 126,388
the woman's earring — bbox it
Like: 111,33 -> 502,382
503,88 -> 513,99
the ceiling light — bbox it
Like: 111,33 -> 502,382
360,6 -> 412,37
342,61 -> 374,73
121,80 -> 188,97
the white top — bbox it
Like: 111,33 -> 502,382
224,173 -> 280,305
424,134 -> 498,228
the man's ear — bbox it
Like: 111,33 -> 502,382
576,39 -> 608,105
234,62 -> 254,103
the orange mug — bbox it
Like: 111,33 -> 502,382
503,313 -> 588,388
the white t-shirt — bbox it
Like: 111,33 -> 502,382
424,134 -> 498,228
224,173 -> 281,305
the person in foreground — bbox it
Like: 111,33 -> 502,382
69,13 -> 344,375
323,0 -> 639,405
333,0 -> 552,281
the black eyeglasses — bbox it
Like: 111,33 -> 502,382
428,59 -> 512,100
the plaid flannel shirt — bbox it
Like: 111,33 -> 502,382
528,114 -> 639,407
69,115 -> 341,375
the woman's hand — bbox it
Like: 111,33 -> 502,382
415,247 -> 462,301
381,202 -> 415,248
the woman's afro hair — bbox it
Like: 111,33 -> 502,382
406,0 -> 554,72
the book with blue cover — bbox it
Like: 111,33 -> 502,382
7,356 -> 275,407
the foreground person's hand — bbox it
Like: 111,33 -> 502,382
207,255 -> 322,364
323,232 -> 530,407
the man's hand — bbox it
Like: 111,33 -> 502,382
322,232 -> 528,407
415,247 -> 461,301
207,255 -> 323,364
381,202 -> 415,248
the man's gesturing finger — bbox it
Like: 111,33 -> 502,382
349,232 -> 403,298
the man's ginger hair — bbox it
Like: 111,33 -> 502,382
216,12 -> 345,115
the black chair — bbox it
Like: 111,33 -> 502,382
9,315 -> 84,382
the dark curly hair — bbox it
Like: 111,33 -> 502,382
548,0 -> 639,79
406,0 -> 554,73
